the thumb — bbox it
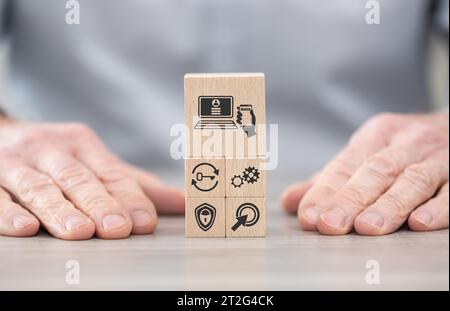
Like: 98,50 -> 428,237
280,174 -> 318,214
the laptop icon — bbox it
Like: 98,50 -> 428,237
194,96 -> 238,129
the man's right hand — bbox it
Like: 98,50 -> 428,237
0,120 -> 184,240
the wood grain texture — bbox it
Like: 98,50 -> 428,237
226,197 -> 266,237
185,197 -> 225,237
226,157 -> 266,197
185,158 -> 225,198
184,73 -> 266,158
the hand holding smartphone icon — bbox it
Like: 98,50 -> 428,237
236,104 -> 256,137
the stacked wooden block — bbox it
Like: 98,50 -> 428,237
184,73 -> 267,238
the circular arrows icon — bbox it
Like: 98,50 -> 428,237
191,162 -> 220,192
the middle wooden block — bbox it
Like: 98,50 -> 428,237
185,158 -> 225,198
226,157 -> 266,197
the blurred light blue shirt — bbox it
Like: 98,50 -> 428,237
0,0 -> 448,183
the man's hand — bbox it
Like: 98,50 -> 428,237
281,113 -> 449,235
0,120 -> 184,240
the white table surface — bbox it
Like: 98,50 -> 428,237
0,197 -> 448,291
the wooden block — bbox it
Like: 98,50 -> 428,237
184,73 -> 266,158
185,197 -> 226,237
185,158 -> 225,198
226,197 -> 266,237
226,157 -> 266,197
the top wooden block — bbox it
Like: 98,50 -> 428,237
184,73 -> 266,159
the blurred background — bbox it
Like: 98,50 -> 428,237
0,0 -> 448,195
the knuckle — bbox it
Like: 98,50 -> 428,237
12,168 -> 69,212
383,193 -> 408,218
19,129 -> 52,146
327,157 -> 356,180
364,155 -> 400,179
40,199 -> 71,216
15,169 -> 55,201
370,113 -> 399,128
410,124 -> 441,145
55,164 -> 92,190
18,183 -> 62,211
3,128 -> 66,157
96,165 -> 126,184
63,122 -> 97,141
338,186 -> 371,209
64,122 -> 91,134
403,165 -> 435,194
115,188 -> 149,206
80,194 -> 115,213
357,113 -> 401,139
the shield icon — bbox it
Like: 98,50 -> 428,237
195,203 -> 216,231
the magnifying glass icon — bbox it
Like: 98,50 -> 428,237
231,203 -> 260,231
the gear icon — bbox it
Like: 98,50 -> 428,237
231,175 -> 244,188
242,166 -> 260,184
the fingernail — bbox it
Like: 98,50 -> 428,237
132,210 -> 153,227
359,212 -> 384,229
321,209 -> 346,229
13,215 -> 35,229
64,216 -> 89,231
414,211 -> 433,227
303,206 -> 320,224
102,214 -> 127,230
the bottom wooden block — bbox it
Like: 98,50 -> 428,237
185,197 -> 225,237
226,197 -> 266,237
